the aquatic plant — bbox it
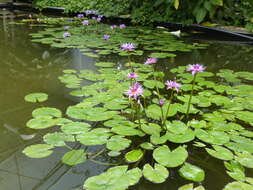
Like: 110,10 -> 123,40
22,16 -> 253,190
103,34 -> 110,40
23,61 -> 253,189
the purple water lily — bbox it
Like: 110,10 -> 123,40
127,72 -> 138,79
63,32 -> 71,38
187,64 -> 206,75
82,20 -> 89,25
110,25 -> 117,29
126,82 -> 143,99
144,58 -> 158,65
119,24 -> 126,29
165,80 -> 181,92
85,10 -> 97,15
103,35 -> 110,40
77,14 -> 84,18
159,99 -> 165,106
97,17 -> 102,22
121,43 -> 135,51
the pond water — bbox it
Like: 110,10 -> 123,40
0,10 -> 253,190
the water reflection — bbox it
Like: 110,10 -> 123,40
0,9 -> 253,190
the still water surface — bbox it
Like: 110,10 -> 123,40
0,10 -> 253,190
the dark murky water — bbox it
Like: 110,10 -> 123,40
0,10 -> 253,190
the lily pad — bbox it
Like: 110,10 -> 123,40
179,163 -> 205,182
83,166 -> 142,190
205,145 -> 234,161
125,149 -> 144,163
143,163 -> 169,183
153,145 -> 188,168
62,149 -> 86,166
106,135 -> 131,151
77,128 -> 111,145
43,132 -> 75,147
32,107 -> 62,118
24,93 -> 48,103
23,144 -> 53,158
235,152 -> 253,168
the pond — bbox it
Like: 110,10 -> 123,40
1,10 -> 253,190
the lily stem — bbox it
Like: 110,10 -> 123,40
186,74 -> 197,119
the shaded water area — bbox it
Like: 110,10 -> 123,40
0,10 -> 253,190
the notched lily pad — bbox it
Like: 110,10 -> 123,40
24,93 -> 48,103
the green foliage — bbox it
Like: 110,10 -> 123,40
22,17 -> 253,189
33,0 -> 253,28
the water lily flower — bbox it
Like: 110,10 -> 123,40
126,82 -> 143,99
85,10 -> 92,15
110,25 -> 117,29
92,16 -> 97,20
77,14 -> 84,18
97,17 -> 102,22
82,20 -> 89,25
187,64 -> 206,75
165,80 -> 181,92
121,43 -> 135,51
85,10 -> 97,15
144,58 -> 158,64
127,72 -> 138,79
103,35 -> 110,40
119,24 -> 126,29
98,15 -> 104,18
63,26 -> 70,30
63,32 -> 71,38
159,99 -> 165,106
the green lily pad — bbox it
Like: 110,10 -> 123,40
32,107 -> 62,118
83,166 -> 142,190
140,142 -> 154,150
77,128 -> 111,145
125,149 -> 144,163
24,93 -> 48,103
235,152 -> 253,168
26,117 -> 56,129
43,132 -> 75,147
153,145 -> 188,168
141,123 -> 162,136
62,149 -> 86,166
111,126 -> 145,136
179,163 -> 205,182
167,129 -> 195,143
205,145 -> 234,161
195,129 -> 230,145
106,135 -> 131,151
95,62 -> 115,67
143,163 -> 169,183
61,122 -> 91,135
224,161 -> 245,181
23,144 -> 53,158
223,181 -> 253,190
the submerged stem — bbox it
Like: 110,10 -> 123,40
186,74 -> 197,118
89,148 -> 106,159
89,159 -> 120,166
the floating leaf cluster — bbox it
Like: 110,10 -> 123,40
22,16 -> 253,190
